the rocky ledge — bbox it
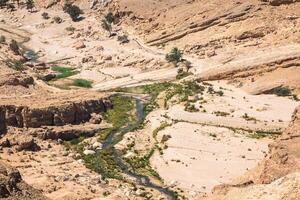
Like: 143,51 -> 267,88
0,95 -> 112,134
0,162 -> 48,199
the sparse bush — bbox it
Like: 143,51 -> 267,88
6,59 -> 24,71
65,26 -> 75,32
117,35 -> 129,44
63,3 -> 83,21
26,0 -> 34,12
105,12 -> 119,24
271,86 -> 291,97
41,12 -> 49,19
165,47 -> 182,66
9,39 -> 20,55
53,16 -> 62,24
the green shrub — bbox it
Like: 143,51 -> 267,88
271,86 -> 291,96
51,66 -> 79,79
63,3 -> 83,21
165,47 -> 182,65
105,12 -> 116,24
6,59 -> 24,71
26,0 -> 34,12
73,79 -> 92,88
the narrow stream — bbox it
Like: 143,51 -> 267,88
102,96 -> 177,200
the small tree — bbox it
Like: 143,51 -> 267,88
101,19 -> 112,36
26,0 -> 34,12
166,47 -> 182,66
63,3 -> 83,21
9,39 -> 20,55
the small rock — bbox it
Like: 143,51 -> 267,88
83,150 -> 96,155
92,142 -> 102,150
74,40 -> 86,49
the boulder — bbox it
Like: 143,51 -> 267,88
83,150 -> 96,155
15,136 -> 41,152
92,142 -> 102,150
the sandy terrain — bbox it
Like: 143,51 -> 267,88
0,1 -> 300,200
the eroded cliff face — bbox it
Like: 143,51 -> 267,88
1,98 -> 112,128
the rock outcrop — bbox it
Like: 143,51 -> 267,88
0,73 -> 34,88
2,98 -> 112,128
261,0 -> 300,6
0,162 -> 48,199
0,107 -> 7,135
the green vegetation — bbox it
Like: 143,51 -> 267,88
73,79 -> 92,88
104,96 -> 135,128
184,103 -> 199,112
104,12 -> 119,24
248,130 -> 281,139
26,0 -> 34,12
124,148 -> 162,180
51,66 -> 79,79
213,111 -> 230,117
165,47 -> 182,65
207,86 -> 224,96
115,81 -> 205,119
63,3 -> 83,21
152,122 -> 172,142
270,86 -> 291,97
65,96 -> 136,179
5,59 -> 24,71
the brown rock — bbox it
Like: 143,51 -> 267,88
73,40 -> 86,49
15,136 -> 41,152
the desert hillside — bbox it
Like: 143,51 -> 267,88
0,0 -> 299,199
